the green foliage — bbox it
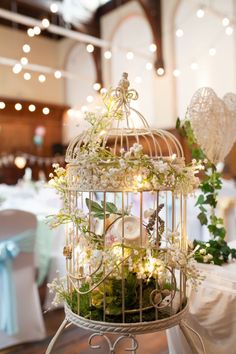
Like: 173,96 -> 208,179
176,118 -> 236,265
85,198 -> 120,220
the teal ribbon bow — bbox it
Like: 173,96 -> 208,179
0,230 -> 35,336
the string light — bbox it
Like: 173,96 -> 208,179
222,17 -> 230,27
20,57 -> 28,65
93,83 -> 101,91
209,48 -> 216,56
173,69 -> 181,77
100,88 -> 107,95
196,8 -> 205,18
157,67 -> 165,76
225,26 -> 233,35
42,18 -> 50,28
86,44 -> 94,53
42,107 -> 50,115
54,70 -> 62,79
12,63 -> 22,74
81,105 -> 88,112
15,103 -> 22,111
104,50 -> 112,59
24,72 -> 31,80
27,28 -> 34,37
190,62 -> 198,70
149,43 -> 157,52
50,3 -> 58,13
146,62 -> 153,71
14,156 -> 26,169
22,44 -> 31,53
33,26 -> 41,35
126,51 -> 134,60
0,102 -> 6,109
38,74 -> 46,83
175,28 -> 184,37
28,104 -> 36,112
86,95 -> 94,103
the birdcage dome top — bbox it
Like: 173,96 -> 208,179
65,73 -> 200,193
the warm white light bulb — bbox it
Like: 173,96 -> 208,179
149,43 -> 157,52
0,102 -> 6,109
22,44 -> 31,53
14,156 -> 26,169
50,3 -> 58,13
93,82 -> 101,91
15,103 -> 22,111
100,88 -> 107,95
225,26 -> 233,35
20,57 -> 28,65
27,28 -> 34,37
12,63 -> 22,74
196,8 -> 205,18
24,72 -> 31,80
86,44 -> 94,53
81,105 -> 88,112
42,107 -> 50,115
54,70 -> 62,79
38,74 -> 46,83
190,62 -> 198,70
28,104 -> 36,112
209,48 -> 216,56
173,69 -> 181,77
86,95 -> 94,103
126,51 -> 134,60
104,50 -> 112,59
157,67 -> 165,76
175,28 -> 184,37
222,17 -> 230,27
146,62 -> 153,71
33,26 -> 41,35
42,18 -> 50,28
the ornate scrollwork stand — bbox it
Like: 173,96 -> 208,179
45,301 -> 205,354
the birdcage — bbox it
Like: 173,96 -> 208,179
46,73 -> 201,354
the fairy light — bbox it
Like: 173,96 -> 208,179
86,44 -> 94,53
22,44 -> 31,53
175,28 -> 184,37
93,83 -> 101,91
81,105 -> 88,113
0,102 -> 6,109
33,26 -> 41,35
104,50 -> 112,59
20,57 -> 28,65
196,8 -> 205,18
28,104 -> 36,112
126,51 -> 134,60
12,63 -> 22,74
157,67 -> 165,76
27,28 -> 34,37
86,95 -> 94,103
173,69 -> 181,77
42,18 -> 50,28
14,156 -> 26,169
38,74 -> 46,83
209,48 -> 216,56
146,62 -> 153,71
149,43 -> 157,52
15,103 -> 22,111
42,107 -> 50,115
54,70 -> 62,79
222,17 -> 230,27
24,72 -> 31,80
100,88 -> 107,95
190,62 -> 198,70
50,3 -> 58,13
225,26 -> 233,35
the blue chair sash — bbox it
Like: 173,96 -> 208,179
0,229 -> 35,336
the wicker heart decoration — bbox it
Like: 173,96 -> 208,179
188,87 -> 236,164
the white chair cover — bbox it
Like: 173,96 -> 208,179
167,262 -> 236,354
0,209 -> 46,349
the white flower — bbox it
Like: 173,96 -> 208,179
200,249 -> 206,255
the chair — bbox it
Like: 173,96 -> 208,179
0,209 -> 46,349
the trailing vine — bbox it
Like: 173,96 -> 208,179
176,118 -> 236,265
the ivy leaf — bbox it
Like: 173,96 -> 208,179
204,194 -> 217,208
101,201 -> 118,214
85,198 -> 103,213
195,194 -> 205,206
198,212 -> 208,225
93,212 -> 109,219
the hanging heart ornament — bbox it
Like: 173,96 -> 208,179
188,87 -> 236,164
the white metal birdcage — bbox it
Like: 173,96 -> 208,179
46,73 -> 202,354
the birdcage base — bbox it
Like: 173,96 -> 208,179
46,301 -> 195,354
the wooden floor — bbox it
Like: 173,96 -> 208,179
1,309 -> 169,354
